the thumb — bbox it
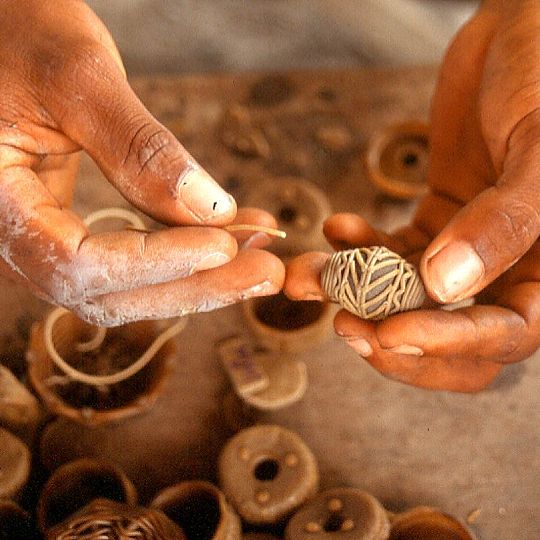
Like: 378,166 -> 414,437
41,41 -> 235,226
421,113 -> 540,303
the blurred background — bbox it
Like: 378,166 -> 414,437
87,0 -> 479,74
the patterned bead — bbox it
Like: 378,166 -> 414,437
46,499 -> 186,540
321,247 -> 425,320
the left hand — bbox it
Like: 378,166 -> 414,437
285,0 -> 540,392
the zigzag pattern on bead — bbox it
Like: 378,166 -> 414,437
50,499 -> 185,540
321,246 -> 426,321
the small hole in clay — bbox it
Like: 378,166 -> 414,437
402,152 -> 418,167
254,458 -> 280,482
324,513 -> 345,532
278,205 -> 298,224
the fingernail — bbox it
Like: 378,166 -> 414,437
426,241 -> 484,302
385,344 -> 424,356
241,232 -> 269,250
346,337 -> 373,357
192,252 -> 230,274
178,167 -> 235,222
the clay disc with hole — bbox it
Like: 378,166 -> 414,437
0,428 -> 31,500
242,353 -> 307,411
389,506 -> 476,540
285,488 -> 390,540
219,425 -> 319,525
366,121 -> 429,199
244,176 -> 332,255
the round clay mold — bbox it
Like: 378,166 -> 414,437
285,487 -> 390,540
366,121 -> 429,199
219,424 -> 319,525
243,291 -> 335,353
244,176 -> 332,256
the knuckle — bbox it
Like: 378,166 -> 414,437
34,39 -> 105,89
124,121 -> 188,179
483,195 -> 540,261
124,120 -> 180,176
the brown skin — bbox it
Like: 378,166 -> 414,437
286,0 -> 540,392
0,0 -> 284,326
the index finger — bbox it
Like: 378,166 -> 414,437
0,166 -> 238,305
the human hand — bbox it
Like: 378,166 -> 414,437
285,0 -> 540,392
0,0 -> 284,326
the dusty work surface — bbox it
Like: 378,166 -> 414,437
17,67 -> 540,538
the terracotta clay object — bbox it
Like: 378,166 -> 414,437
150,480 -> 241,540
45,498 -> 186,540
321,247 -> 426,321
365,121 -> 429,199
37,458 -> 137,532
243,292 -> 335,353
244,177 -> 332,256
27,311 -> 176,426
389,507 -> 476,540
241,350 -> 307,411
219,425 -> 319,525
0,365 -> 41,438
218,337 -> 307,411
0,499 -> 40,540
0,427 -> 31,500
285,488 -> 390,540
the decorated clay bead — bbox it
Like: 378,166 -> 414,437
150,480 -> 241,540
389,507 -> 476,540
45,498 -> 186,540
219,425 -> 319,525
285,488 -> 390,540
321,247 -> 426,321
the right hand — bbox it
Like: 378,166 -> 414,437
0,0 -> 284,326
